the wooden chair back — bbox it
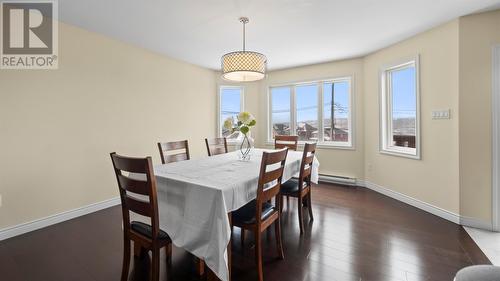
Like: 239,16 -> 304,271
205,137 -> 228,156
298,143 -> 317,191
158,140 -> 190,164
110,152 -> 160,240
274,135 -> 298,151
256,149 -> 288,221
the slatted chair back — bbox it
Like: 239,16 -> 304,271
256,149 -> 288,221
205,137 -> 228,156
158,140 -> 190,164
298,143 -> 317,191
274,135 -> 298,151
110,152 -> 160,240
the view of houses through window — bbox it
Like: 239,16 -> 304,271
270,78 -> 352,146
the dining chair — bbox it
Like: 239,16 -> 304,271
279,142 -> 316,234
232,149 -> 288,281
110,152 -> 172,281
205,137 -> 228,156
274,135 -> 298,151
158,140 -> 190,164
275,135 -> 298,206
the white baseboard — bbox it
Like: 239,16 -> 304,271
0,197 -> 120,241
357,180 -> 461,224
460,216 -> 493,231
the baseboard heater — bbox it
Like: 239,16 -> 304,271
319,174 -> 357,186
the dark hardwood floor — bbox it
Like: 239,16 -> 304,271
0,183 -> 490,281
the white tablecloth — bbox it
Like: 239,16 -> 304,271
153,149 -> 319,281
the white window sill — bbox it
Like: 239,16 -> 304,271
264,141 -> 355,150
380,148 -> 420,160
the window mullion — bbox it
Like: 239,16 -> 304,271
291,86 -> 296,136
318,82 -> 323,143
268,89 -> 272,141
387,73 -> 394,149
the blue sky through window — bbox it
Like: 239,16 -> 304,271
271,87 -> 291,124
296,84 -> 318,123
324,81 -> 349,120
391,66 -> 416,119
220,88 -> 241,134
271,82 -> 351,123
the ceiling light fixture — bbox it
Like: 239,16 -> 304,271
221,17 -> 267,82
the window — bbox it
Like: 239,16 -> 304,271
295,84 -> 318,141
323,81 -> 351,143
270,87 -> 291,137
219,86 -> 243,138
380,57 -> 420,158
269,77 -> 353,147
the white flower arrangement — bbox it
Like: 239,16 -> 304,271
224,112 -> 256,160
223,111 -> 256,135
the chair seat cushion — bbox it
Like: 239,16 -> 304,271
233,200 -> 276,225
455,265 -> 500,281
280,178 -> 308,195
131,221 -> 170,240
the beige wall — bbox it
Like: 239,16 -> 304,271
459,10 -> 500,223
0,23 -> 216,228
363,20 -> 461,214
257,59 -> 365,179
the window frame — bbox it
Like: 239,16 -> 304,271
267,76 -> 354,149
217,85 -> 244,139
379,55 -> 421,159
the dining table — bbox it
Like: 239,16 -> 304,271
152,148 -> 320,281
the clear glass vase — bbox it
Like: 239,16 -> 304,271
239,134 -> 252,161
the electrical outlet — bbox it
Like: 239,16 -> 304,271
367,163 -> 373,172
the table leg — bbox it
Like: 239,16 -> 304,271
228,213 -> 232,281
195,257 -> 204,276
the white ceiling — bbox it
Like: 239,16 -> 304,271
53,0 -> 500,70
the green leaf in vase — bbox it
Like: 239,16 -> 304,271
240,125 -> 249,134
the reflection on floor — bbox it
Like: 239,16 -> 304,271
0,183 -> 491,281
464,227 -> 500,265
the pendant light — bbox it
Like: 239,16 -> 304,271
221,17 -> 267,82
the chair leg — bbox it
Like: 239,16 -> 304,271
134,242 -> 144,258
307,192 -> 314,221
121,238 -> 131,281
275,217 -> 284,259
255,230 -> 264,281
165,244 -> 172,281
298,197 -> 304,235
195,258 -> 205,277
279,195 -> 284,214
240,229 -> 245,248
151,247 -> 160,281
